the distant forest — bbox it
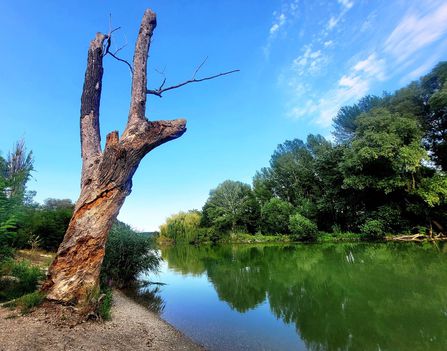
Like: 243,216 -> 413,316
160,62 -> 447,243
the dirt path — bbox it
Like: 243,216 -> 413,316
0,290 -> 204,351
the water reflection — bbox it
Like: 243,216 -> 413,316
159,243 -> 447,350
123,283 -> 166,314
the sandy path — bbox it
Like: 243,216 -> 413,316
0,290 -> 204,351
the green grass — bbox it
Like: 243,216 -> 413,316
317,231 -> 363,243
222,232 -> 293,244
5,291 -> 45,314
0,259 -> 44,302
98,288 -> 113,320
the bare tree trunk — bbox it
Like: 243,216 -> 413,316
42,10 -> 186,306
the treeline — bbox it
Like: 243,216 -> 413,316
159,62 -> 447,243
0,141 -> 74,255
0,142 -> 159,291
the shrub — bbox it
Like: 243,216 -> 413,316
0,245 -> 14,263
0,259 -> 44,301
260,198 -> 294,234
14,200 -> 73,251
289,213 -> 318,241
7,291 -> 45,314
101,222 -> 160,288
361,219 -> 385,240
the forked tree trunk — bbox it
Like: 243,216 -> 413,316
42,9 -> 186,306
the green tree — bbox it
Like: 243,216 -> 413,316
289,213 -> 318,241
260,198 -> 294,234
0,141 -> 33,239
202,180 -> 259,233
341,108 -> 426,194
333,95 -> 384,143
159,210 -> 202,243
420,62 -> 447,170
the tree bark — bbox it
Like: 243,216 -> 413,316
42,9 -> 186,306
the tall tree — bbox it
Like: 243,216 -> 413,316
202,180 -> 259,233
43,9 -> 235,307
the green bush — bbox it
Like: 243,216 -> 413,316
0,245 -> 14,263
361,219 -> 385,240
260,198 -> 294,234
7,291 -> 45,314
14,199 -> 73,251
101,222 -> 160,288
289,213 -> 318,241
0,259 -> 44,301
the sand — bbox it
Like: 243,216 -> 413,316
0,289 -> 204,351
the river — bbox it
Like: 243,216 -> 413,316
134,243 -> 447,350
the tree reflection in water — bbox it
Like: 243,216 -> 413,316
159,243 -> 447,351
123,284 -> 166,315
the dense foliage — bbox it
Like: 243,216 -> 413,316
159,62 -> 447,243
101,221 -> 160,288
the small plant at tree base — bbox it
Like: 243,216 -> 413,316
5,291 -> 45,314
98,288 -> 113,321
289,213 -> 318,241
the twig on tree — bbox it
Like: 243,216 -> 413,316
103,29 -> 134,75
113,36 -> 128,55
147,69 -> 240,97
102,15 -> 133,74
193,56 -> 208,79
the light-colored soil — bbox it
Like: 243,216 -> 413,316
0,289 -> 204,351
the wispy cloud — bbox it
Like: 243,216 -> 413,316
289,53 -> 385,126
269,13 -> 286,36
338,0 -> 354,10
384,2 -> 447,63
264,0 -> 300,57
282,0 -> 447,130
326,0 -> 355,31
292,46 -> 327,76
353,53 -> 386,81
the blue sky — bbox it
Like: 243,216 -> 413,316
1,0 -> 447,231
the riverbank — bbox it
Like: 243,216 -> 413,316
0,289 -> 204,351
158,231 -> 447,246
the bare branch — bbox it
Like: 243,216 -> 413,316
147,69 -> 240,97
193,56 -> 208,79
113,38 -> 128,55
110,26 -> 121,35
103,28 -> 133,75
107,51 -> 134,74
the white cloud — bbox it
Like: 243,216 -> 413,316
288,52 -> 385,126
384,2 -> 447,63
323,40 -> 334,47
292,46 -> 327,76
338,0 -> 354,10
270,13 -> 286,35
326,0 -> 355,31
353,53 -> 386,80
264,1 -> 301,57
327,16 -> 339,30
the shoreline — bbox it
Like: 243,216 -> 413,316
0,289 -> 204,351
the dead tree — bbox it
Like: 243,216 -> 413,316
42,9 -> 237,307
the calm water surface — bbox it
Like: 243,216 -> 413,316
136,243 -> 447,351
